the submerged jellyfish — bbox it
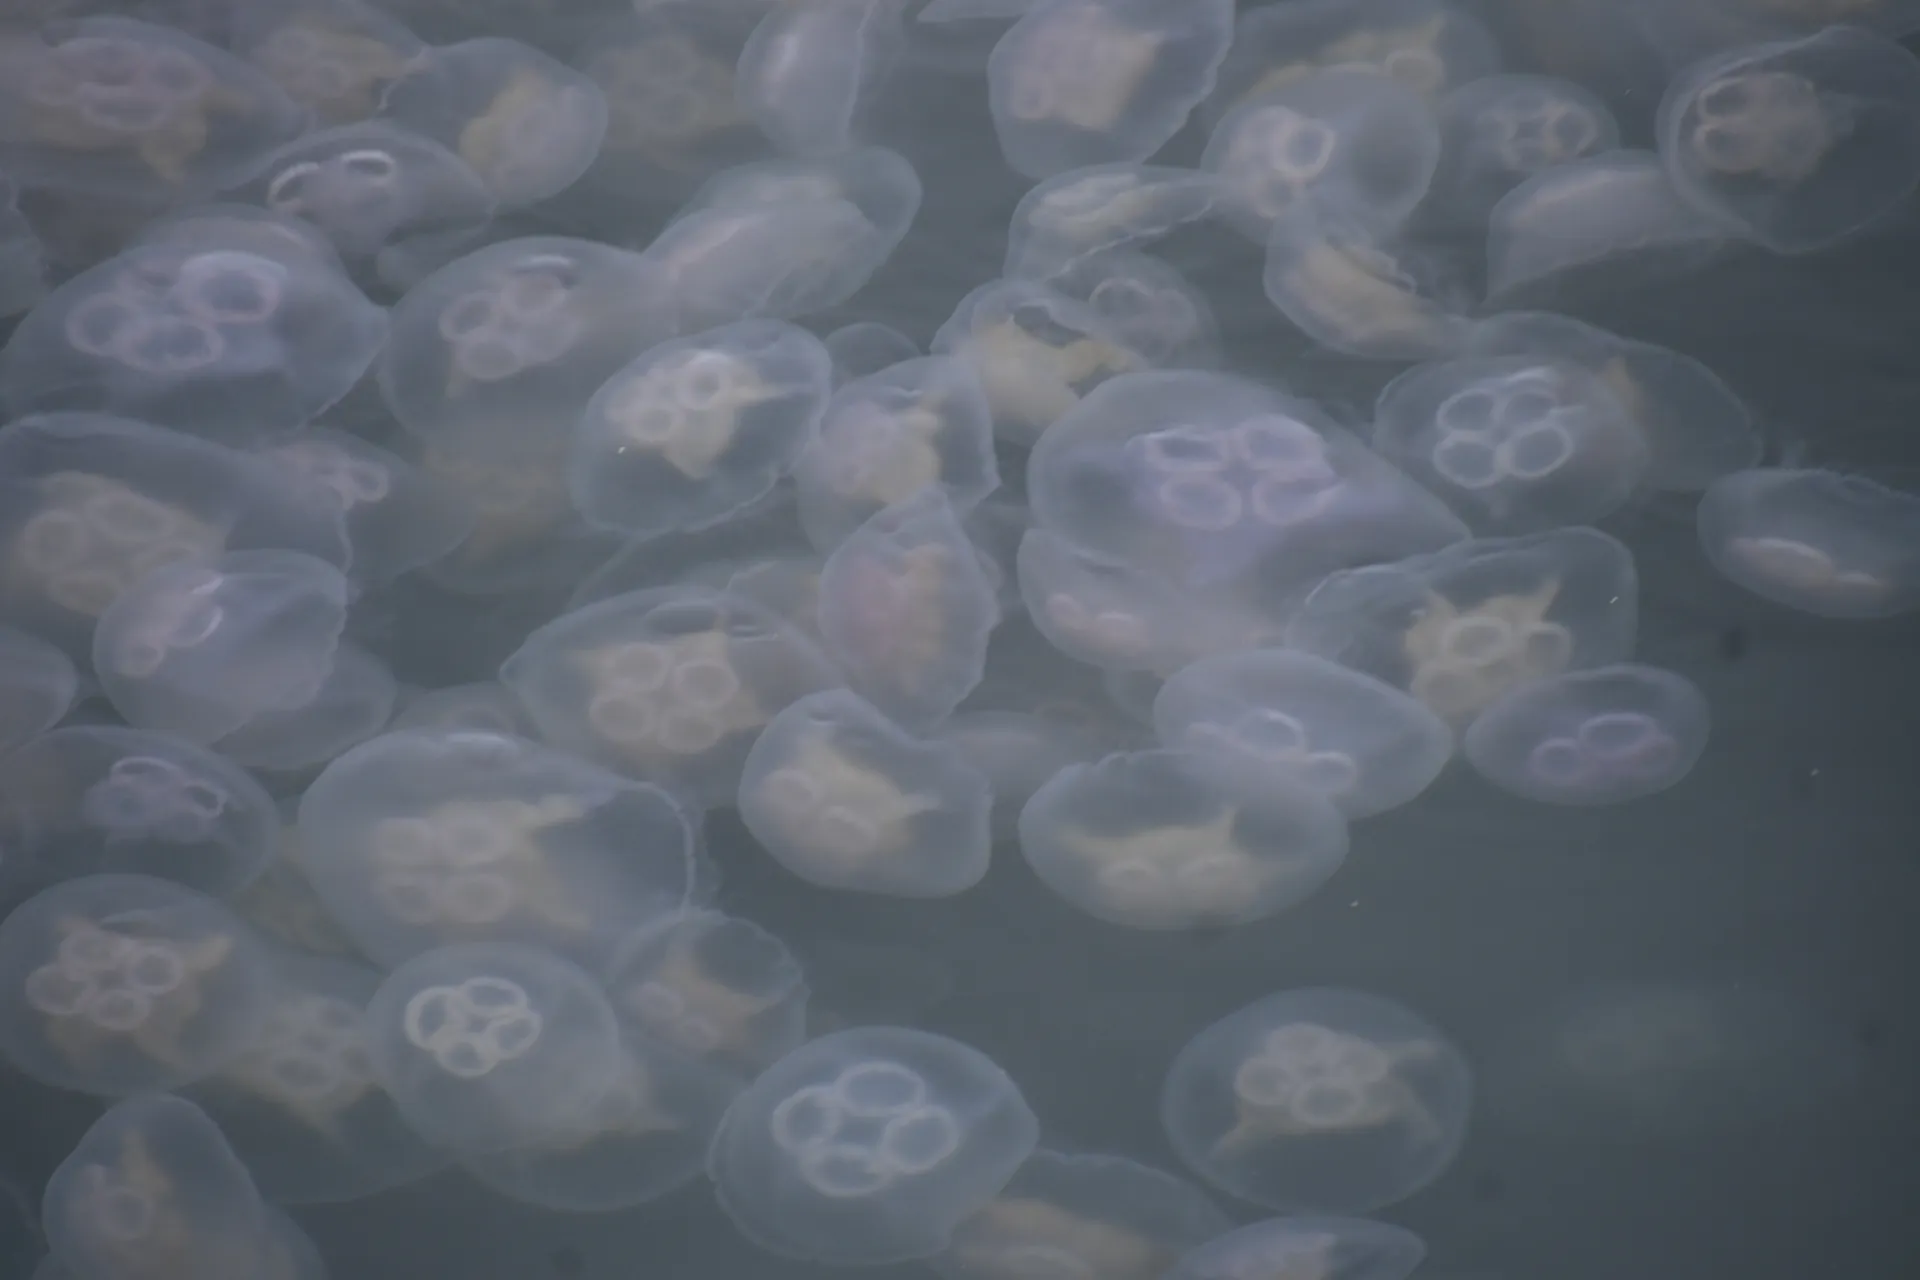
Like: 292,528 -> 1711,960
363,941 -> 628,1154
1161,988 -> 1472,1213
0,626 -> 78,754
816,487 -> 1002,731
211,638 -> 395,773
736,0 -> 905,157
569,320 -> 833,539
380,37 -> 609,207
641,147 -> 922,333
1429,73 -> 1620,228
1164,1215 -> 1427,1280
0,411 -> 350,658
186,952 -> 447,1205
92,550 -> 351,748
258,427 -> 477,584
739,689 -> 994,898
1285,527 -> 1639,729
1017,749 -> 1349,930
1054,249 -> 1223,369
0,17 -> 307,202
137,199 -> 360,275
1262,210 -> 1475,362
501,585 -> 837,806
295,727 -> 706,967
0,725 -> 279,896
1207,0 -> 1501,118
1655,24 -> 1920,252
707,1026 -> 1040,1263
1463,664 -> 1711,805
460,1020 -> 742,1212
409,431 -> 617,598
1697,468 -> 1920,618
1003,163 -> 1220,283
1485,150 -> 1732,302
236,119 -> 495,264
930,278 -> 1146,447
1203,64 -> 1442,244
576,2 -> 765,187
1028,369 -> 1466,602
41,1094 -> 285,1280
0,874 -> 272,1095
1466,310 -> 1759,493
1372,355 -> 1650,534
231,0 -> 428,126
377,236 -> 676,448
934,1148 -> 1229,1280
795,356 -> 998,555
603,909 -> 809,1078
1017,526 -> 1275,676
987,0 -> 1236,180
0,235 -> 389,442
1153,649 -> 1454,819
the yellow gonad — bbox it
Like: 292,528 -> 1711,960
657,628 -> 769,747
964,318 -> 1140,437
616,925 -> 782,1063
250,21 -> 420,123
40,916 -> 234,1079
582,629 -> 768,769
589,34 -> 746,172
1001,2 -> 1166,133
457,65 -> 584,194
824,399 -> 947,510
1597,355 -> 1652,436
1273,233 -> 1463,358
948,1196 -> 1175,1280
21,41 -> 255,186
751,732 -> 937,875
1241,13 -> 1450,104
831,541 -> 964,695
1399,577 -> 1572,725
605,349 -> 775,480
1060,807 -> 1265,927
1212,1022 -> 1446,1162
366,795 -> 595,938
219,992 -> 378,1141
1686,69 -> 1843,186
7,472 -> 223,620
64,1128 -> 268,1279
418,440 -> 575,566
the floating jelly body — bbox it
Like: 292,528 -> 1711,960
1463,663 -> 1711,805
1161,987 -> 1472,1213
707,1026 -> 1040,1264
